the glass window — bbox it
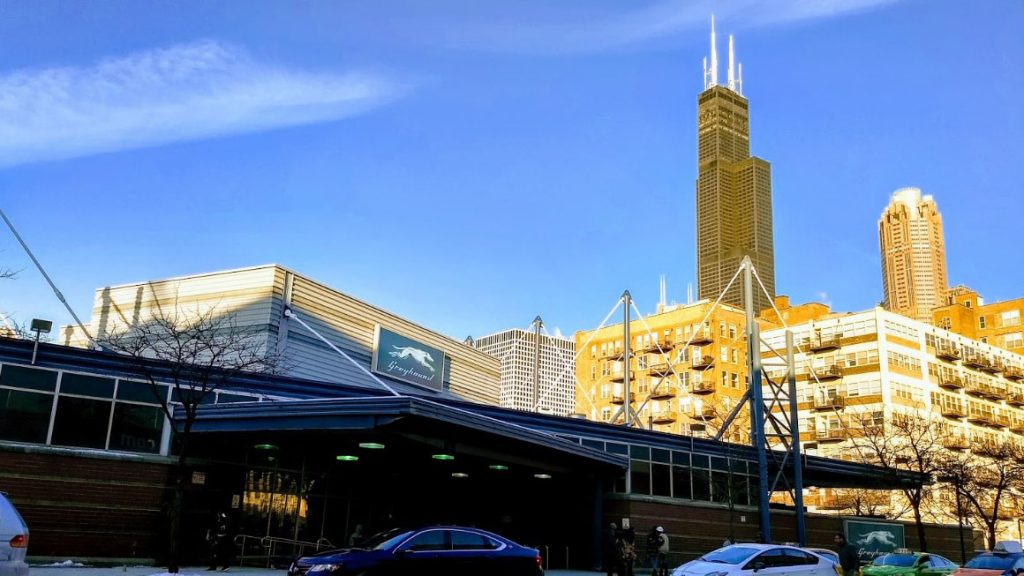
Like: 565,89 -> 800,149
630,445 -> 650,459
402,530 -> 450,551
672,465 -> 691,499
692,468 -> 711,501
0,364 -> 58,392
630,460 -> 651,495
109,404 -> 164,453
451,531 -> 497,550
651,448 -> 671,463
748,549 -> 787,568
652,463 -> 671,497
672,451 -> 690,466
0,388 -> 52,443
116,380 -> 167,404
701,546 -> 759,565
582,439 -> 604,451
60,373 -> 115,398
51,396 -> 112,448
606,442 -> 628,455
217,393 -> 256,404
171,387 -> 217,405
691,454 -> 709,469
784,549 -> 819,565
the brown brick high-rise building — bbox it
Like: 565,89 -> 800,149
879,188 -> 949,322
696,18 -> 775,313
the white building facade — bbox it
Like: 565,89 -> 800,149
474,328 -> 576,415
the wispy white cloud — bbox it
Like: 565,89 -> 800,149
439,0 -> 902,55
0,41 -> 410,167
816,291 -> 833,307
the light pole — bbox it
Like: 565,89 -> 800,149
30,318 -> 52,365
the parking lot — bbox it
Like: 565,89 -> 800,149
28,568 -> 604,576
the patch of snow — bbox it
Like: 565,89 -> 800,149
42,561 -> 87,567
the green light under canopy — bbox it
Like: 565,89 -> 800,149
359,442 -> 386,449
336,455 -> 359,462
432,454 -> 455,461
489,464 -> 509,471
254,444 -> 278,450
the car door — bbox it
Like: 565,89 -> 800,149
449,530 -> 502,576
744,548 -> 805,576
783,548 -> 830,576
391,529 -> 451,576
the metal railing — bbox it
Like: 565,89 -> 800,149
234,534 -> 335,568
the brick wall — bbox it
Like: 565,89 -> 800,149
0,446 -> 172,560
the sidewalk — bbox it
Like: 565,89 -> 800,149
29,567 -> 608,576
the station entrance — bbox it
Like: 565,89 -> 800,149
179,399 -> 622,570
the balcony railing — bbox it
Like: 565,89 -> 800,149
813,364 -> 843,382
692,355 -> 715,370
991,411 -> 1011,429
1004,366 -> 1024,381
938,376 -> 964,390
691,380 -> 715,395
939,402 -> 966,419
812,393 -> 846,411
942,435 -> 969,450
652,410 -> 678,424
1008,390 -> 1024,407
639,340 -> 673,354
967,408 -> 994,426
647,362 -> 674,377
809,333 -> 842,352
963,354 -> 993,371
816,428 -> 846,442
611,393 -> 626,405
609,372 -> 626,383
936,345 -> 961,361
649,383 -> 678,400
691,406 -> 718,420
690,327 -> 713,345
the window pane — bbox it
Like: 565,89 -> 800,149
116,380 -> 167,404
109,403 -> 164,453
691,454 -> 709,469
672,465 -> 691,499
582,439 -> 604,450
630,445 -> 650,459
60,373 -> 115,398
651,463 -> 671,497
451,531 -> 495,550
630,460 -> 651,495
672,451 -> 690,466
51,396 -> 112,448
0,365 -> 58,392
171,388 -> 217,405
710,471 -> 731,503
217,393 -> 255,404
651,448 -> 671,463
692,468 -> 711,501
404,530 -> 449,551
0,388 -> 52,443
605,442 -> 628,455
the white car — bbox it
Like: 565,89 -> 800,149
672,544 -> 842,576
0,492 -> 29,576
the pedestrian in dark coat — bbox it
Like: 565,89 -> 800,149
206,511 -> 232,571
604,522 -> 619,576
834,532 -> 860,576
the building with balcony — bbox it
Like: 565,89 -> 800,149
761,307 -> 1024,535
575,300 -> 752,442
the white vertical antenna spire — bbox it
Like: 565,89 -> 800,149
737,62 -> 743,95
727,34 -> 735,91
660,275 -> 667,308
709,14 -> 718,88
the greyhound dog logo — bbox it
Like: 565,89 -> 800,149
857,531 -> 897,548
389,345 -> 436,372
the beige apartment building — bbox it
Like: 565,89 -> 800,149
574,300 -> 753,443
934,286 -> 1024,354
760,307 -> 1024,534
879,188 -> 949,323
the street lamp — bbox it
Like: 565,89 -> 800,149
30,318 -> 52,365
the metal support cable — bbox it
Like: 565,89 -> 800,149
284,308 -> 400,397
1,208 -> 97,348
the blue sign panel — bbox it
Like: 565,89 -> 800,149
372,326 -> 445,391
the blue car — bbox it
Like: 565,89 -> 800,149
288,526 -> 543,576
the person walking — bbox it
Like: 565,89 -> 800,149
206,511 -> 232,571
834,532 -> 860,576
645,527 -> 665,576
656,527 -> 670,576
604,522 -> 619,576
348,524 -> 365,548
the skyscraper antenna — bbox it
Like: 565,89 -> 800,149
737,62 -> 743,95
709,15 -> 718,88
660,274 -> 666,308
728,34 -> 735,91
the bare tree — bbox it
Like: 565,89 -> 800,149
101,305 -> 281,573
831,488 -> 905,519
939,440 -> 1024,550
850,409 -> 947,551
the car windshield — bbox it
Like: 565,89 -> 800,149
964,555 -> 1015,570
873,554 -> 918,567
358,528 -> 414,551
700,547 -> 760,565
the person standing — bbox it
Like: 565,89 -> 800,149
656,527 -> 670,576
618,526 -> 637,576
645,527 -> 665,576
834,532 -> 860,576
348,524 -> 365,548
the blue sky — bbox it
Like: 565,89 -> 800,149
1,0 -> 1022,342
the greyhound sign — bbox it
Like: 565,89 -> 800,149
844,519 -> 905,562
372,326 -> 446,390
